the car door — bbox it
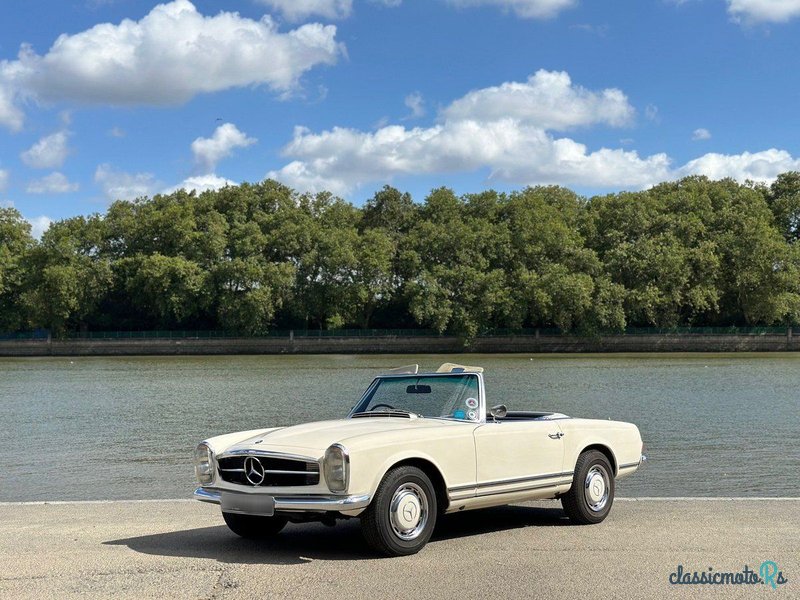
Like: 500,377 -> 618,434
472,420 -> 568,497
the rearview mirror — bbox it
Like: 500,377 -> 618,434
406,384 -> 432,394
489,404 -> 507,419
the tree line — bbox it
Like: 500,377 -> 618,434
2,174 -> 800,338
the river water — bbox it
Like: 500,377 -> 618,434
1,353 -> 798,501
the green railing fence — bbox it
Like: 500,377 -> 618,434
2,326 -> 798,341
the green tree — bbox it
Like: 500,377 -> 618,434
714,181 -> 800,324
0,207 -> 34,331
120,254 -> 208,327
767,171 -> 800,244
212,258 -> 295,333
21,216 -> 112,335
292,193 -> 362,328
362,185 -> 416,235
586,179 -> 722,327
406,188 -> 513,337
504,186 -> 622,332
350,229 -> 395,328
3,173 -> 800,337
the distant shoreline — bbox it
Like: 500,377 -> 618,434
1,331 -> 798,356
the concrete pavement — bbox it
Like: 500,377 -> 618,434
0,498 -> 797,599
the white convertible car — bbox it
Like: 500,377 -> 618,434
194,363 -> 646,556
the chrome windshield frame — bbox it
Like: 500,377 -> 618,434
347,372 -> 486,424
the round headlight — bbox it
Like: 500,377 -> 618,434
194,443 -> 214,485
323,444 -> 349,493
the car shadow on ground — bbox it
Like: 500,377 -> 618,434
103,504 -> 570,564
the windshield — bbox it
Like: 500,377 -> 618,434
351,374 -> 481,421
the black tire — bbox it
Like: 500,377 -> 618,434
561,450 -> 615,525
361,466 -> 438,556
222,512 -> 288,539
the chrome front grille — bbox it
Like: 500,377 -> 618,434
217,454 -> 320,487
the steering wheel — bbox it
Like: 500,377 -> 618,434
370,403 -> 397,411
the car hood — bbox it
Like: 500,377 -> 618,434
222,417 -> 446,457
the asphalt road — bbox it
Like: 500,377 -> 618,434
1,498 -> 796,599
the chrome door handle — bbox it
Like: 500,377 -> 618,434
548,432 -> 564,439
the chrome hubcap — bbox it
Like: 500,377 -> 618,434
584,465 -> 610,512
389,483 -> 428,540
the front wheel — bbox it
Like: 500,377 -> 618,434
361,466 -> 438,556
222,511 -> 288,539
561,450 -> 615,524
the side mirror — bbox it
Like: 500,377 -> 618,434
489,404 -> 507,420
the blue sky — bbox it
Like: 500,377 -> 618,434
1,0 -> 800,236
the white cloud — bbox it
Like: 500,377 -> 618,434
0,169 -> 8,192
28,215 -> 52,239
268,71 -> 662,194
271,127 -> 800,194
95,163 -> 158,200
20,131 -> 70,169
108,126 -> 126,138
692,128 -> 711,141
256,0 -> 575,20
191,123 -> 257,173
0,0 -> 343,130
256,0 -> 353,21
0,85 -> 24,132
727,0 -> 800,23
644,104 -> 659,122
443,70 -> 634,130
446,0 -> 577,19
163,174 -> 237,194
404,92 -> 425,119
269,121 -> 671,195
678,149 -> 800,183
570,23 -> 609,36
266,70 -> 800,195
26,172 -> 79,194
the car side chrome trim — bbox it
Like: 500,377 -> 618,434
448,470 -> 575,494
474,478 -> 574,498
447,484 -> 476,493
192,488 -> 371,512
618,461 -> 640,470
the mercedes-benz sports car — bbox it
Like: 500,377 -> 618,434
193,363 -> 646,556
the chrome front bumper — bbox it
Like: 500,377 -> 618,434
193,487 -> 371,512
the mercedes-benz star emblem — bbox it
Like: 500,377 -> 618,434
403,503 -> 417,521
244,456 -> 266,486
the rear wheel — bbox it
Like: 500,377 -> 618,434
222,512 -> 288,539
561,450 -> 615,524
361,466 -> 438,556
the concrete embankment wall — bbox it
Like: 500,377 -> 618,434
0,333 -> 797,356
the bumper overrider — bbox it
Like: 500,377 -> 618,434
194,487 -> 371,513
